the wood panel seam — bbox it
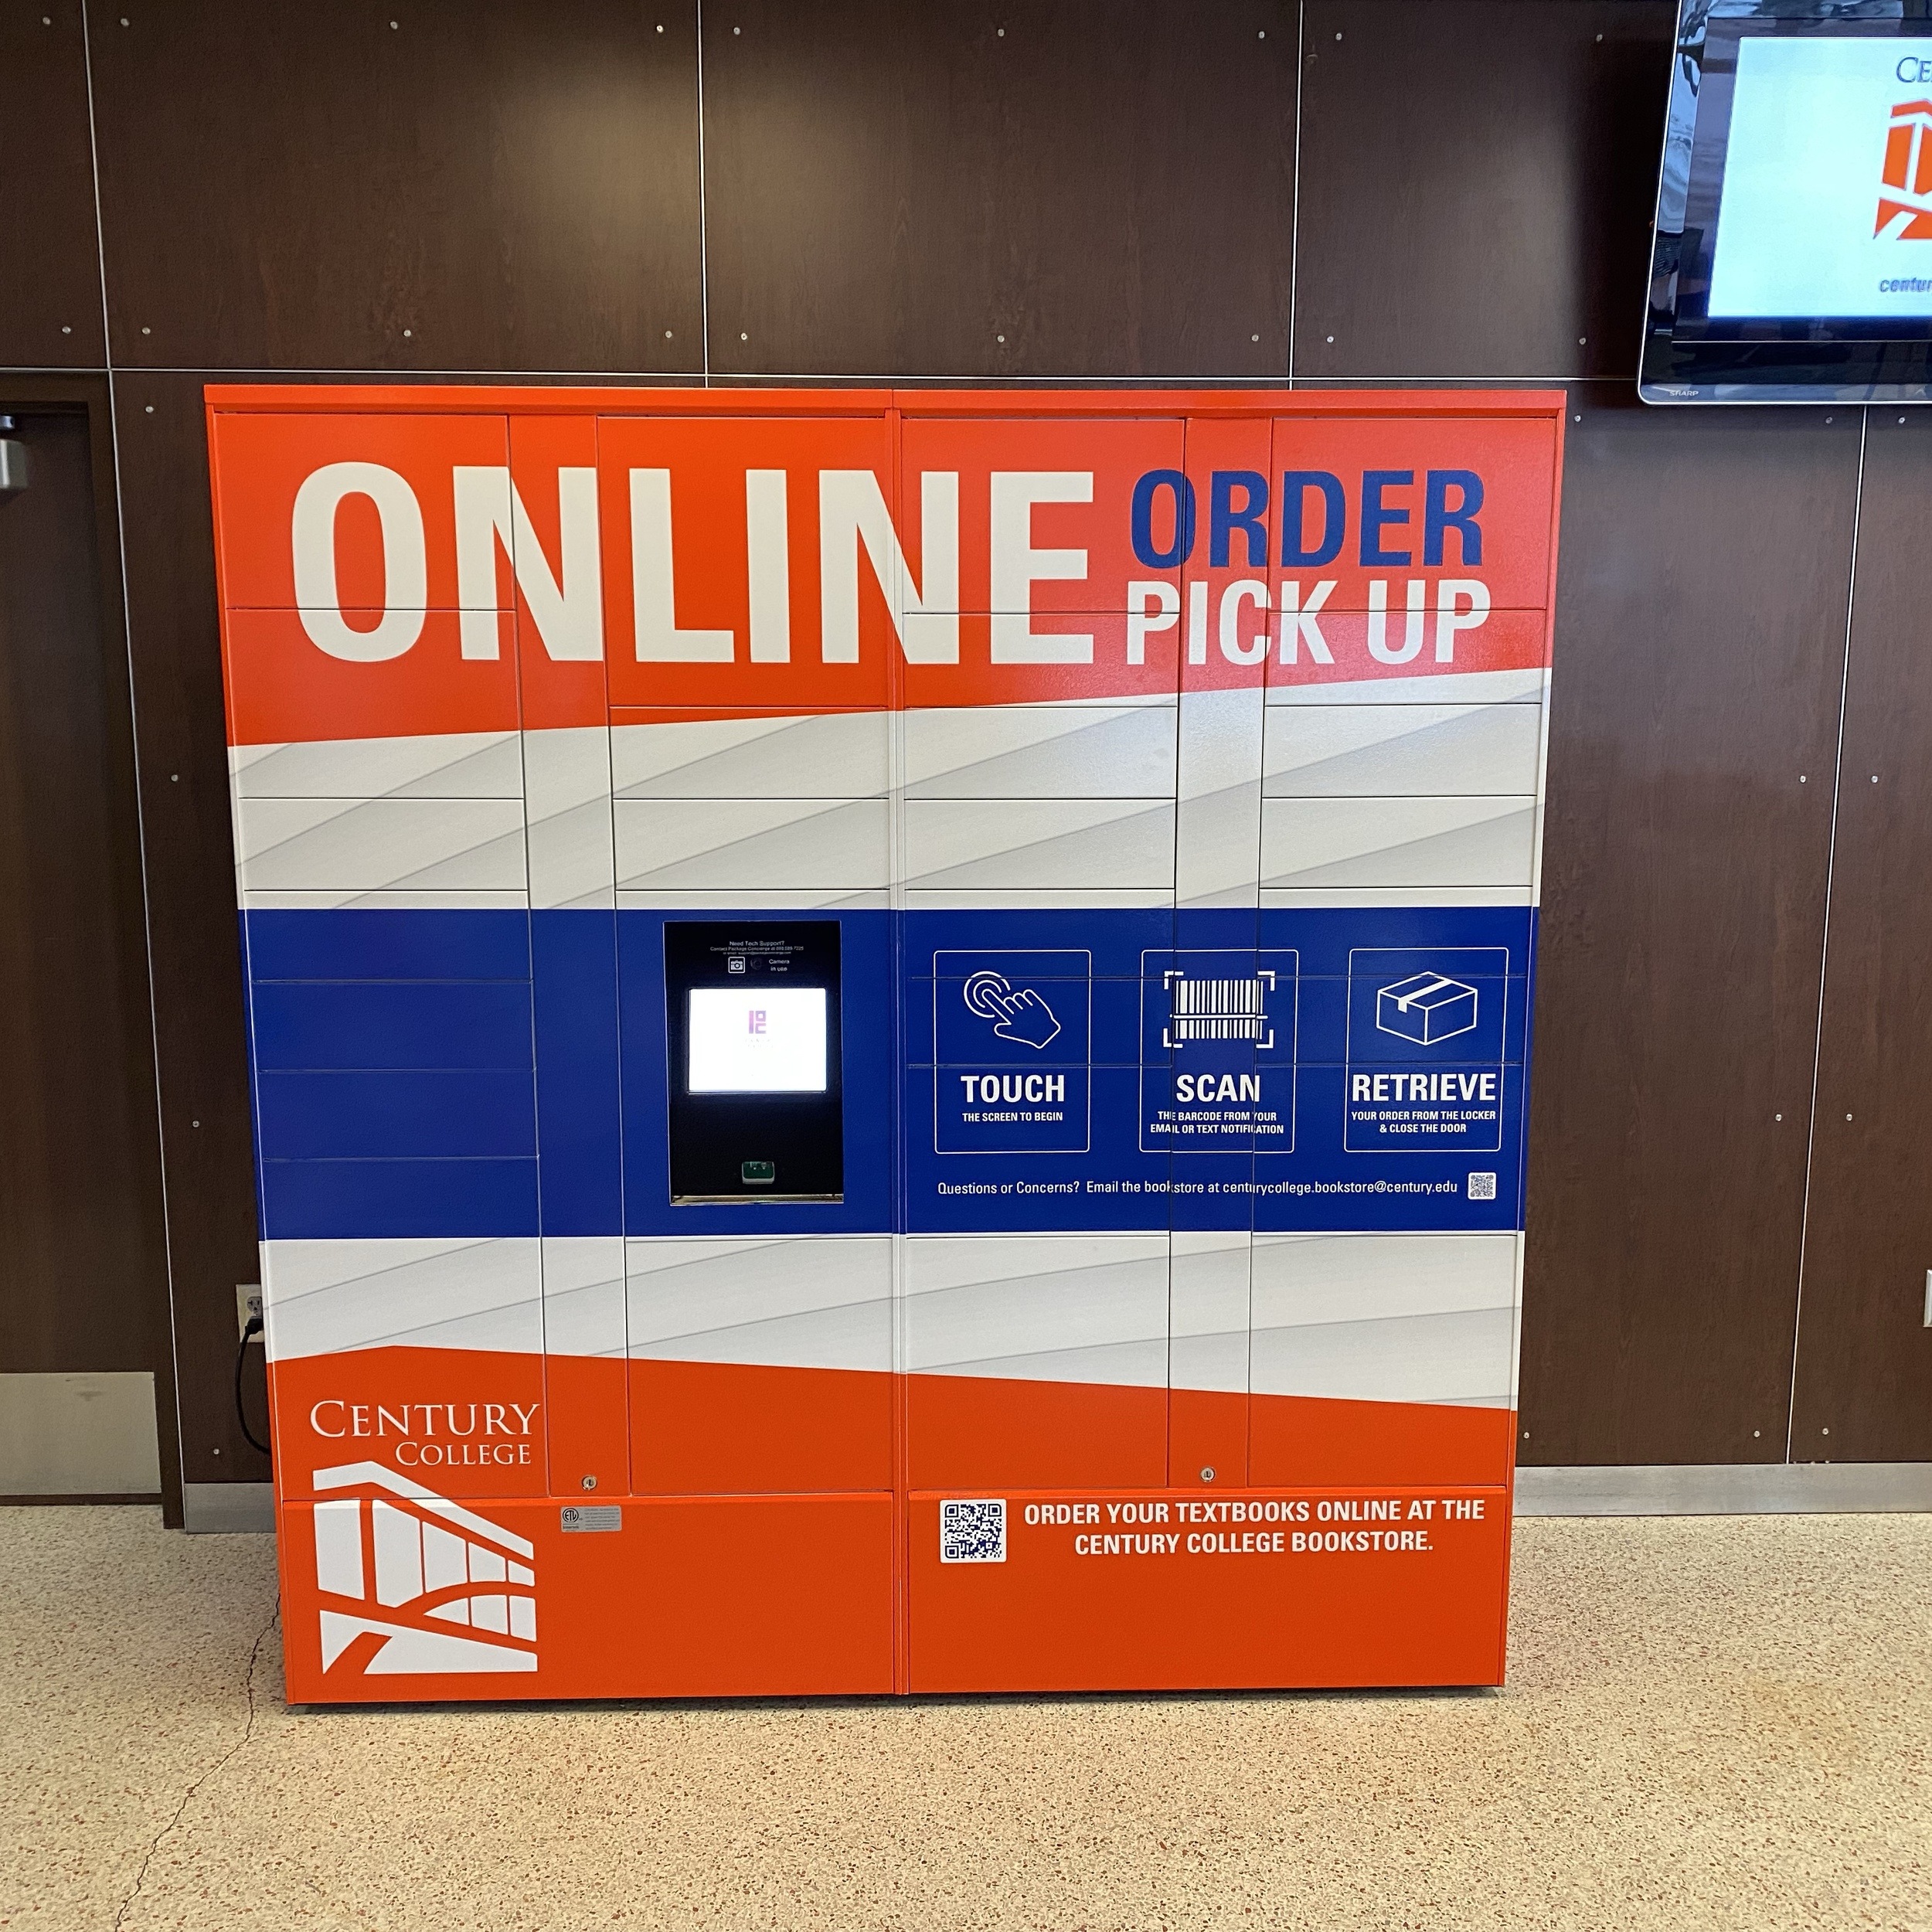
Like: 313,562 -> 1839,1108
1786,407 -> 1868,1463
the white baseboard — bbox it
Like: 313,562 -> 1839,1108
182,1481 -> 275,1533
0,1372 -> 161,1495
1515,1461 -> 1932,1516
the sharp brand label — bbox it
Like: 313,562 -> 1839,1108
209,391 -> 1558,743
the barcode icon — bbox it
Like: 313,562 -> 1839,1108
1165,971 -> 1274,1047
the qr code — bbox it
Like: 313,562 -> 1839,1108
940,1498 -> 1006,1564
1468,1172 -> 1498,1201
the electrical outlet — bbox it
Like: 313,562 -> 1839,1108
237,1284 -> 264,1341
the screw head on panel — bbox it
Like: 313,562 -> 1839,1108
403,328 -> 413,338
1251,333 -> 1260,342
1775,1112 -> 1782,1121
581,1475 -> 597,1491
1200,1467 -> 1216,1482
997,334 -> 1005,343
1822,1426 -> 1831,1435
740,332 -> 748,341
1753,1429 -> 1761,1437
145,405 -> 153,414
1900,414 -> 1909,424
1578,336 -> 1587,345
62,325 -> 71,335
1846,1113 -> 1854,1121
1258,29 -> 1266,37
1325,335 -> 1335,344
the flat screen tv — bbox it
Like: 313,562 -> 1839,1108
1642,0 -> 1932,402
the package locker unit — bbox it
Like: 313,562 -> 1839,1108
210,386 -> 1563,1700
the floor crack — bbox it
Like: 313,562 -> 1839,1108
111,1598 -> 281,1932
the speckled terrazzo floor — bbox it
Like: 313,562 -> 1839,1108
2,1508 -> 1928,1930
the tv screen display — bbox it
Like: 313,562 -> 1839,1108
1642,2 -> 1932,402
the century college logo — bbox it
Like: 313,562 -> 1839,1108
311,1461 -> 538,1677
1877,98 -> 1932,238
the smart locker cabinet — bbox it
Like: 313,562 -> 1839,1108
213,385 -> 1562,1700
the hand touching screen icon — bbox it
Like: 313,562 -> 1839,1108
962,971 -> 1063,1050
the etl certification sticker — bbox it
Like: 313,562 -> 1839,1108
1344,948 -> 1508,1152
933,951 -> 1092,1154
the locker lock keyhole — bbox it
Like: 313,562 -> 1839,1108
580,1475 -> 598,1492
1200,1466 -> 1216,1483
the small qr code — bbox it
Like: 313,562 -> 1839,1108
940,1498 -> 1006,1564
1468,1172 -> 1498,1201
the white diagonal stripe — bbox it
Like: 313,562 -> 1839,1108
1264,702 -> 1543,798
262,1238 -> 543,1360
903,800 -> 1175,891
903,703 -> 1178,798
614,798 -> 891,892
1250,1233 -> 1517,1407
231,733 -> 523,799
902,1234 -> 1168,1386
612,712 -> 891,798
236,798 -> 528,893
624,1236 -> 892,1373
1260,798 -> 1535,889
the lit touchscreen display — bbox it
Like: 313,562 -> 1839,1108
687,987 -> 828,1094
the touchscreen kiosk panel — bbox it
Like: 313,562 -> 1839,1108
664,920 -> 845,1202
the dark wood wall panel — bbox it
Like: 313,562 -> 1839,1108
0,403 -> 167,1371
700,0 -> 1294,378
1788,413 -> 1932,1461
111,370 -> 267,1488
1296,0 -> 1673,380
0,379 -> 177,1517
0,1 -> 106,366
87,0 -> 704,373
1519,389 -> 1859,1464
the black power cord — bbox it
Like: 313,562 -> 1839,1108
234,1312 -> 271,1460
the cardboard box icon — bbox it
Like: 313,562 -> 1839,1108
1376,972 -> 1479,1046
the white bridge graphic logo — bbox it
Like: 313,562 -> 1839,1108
312,1461 -> 537,1678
